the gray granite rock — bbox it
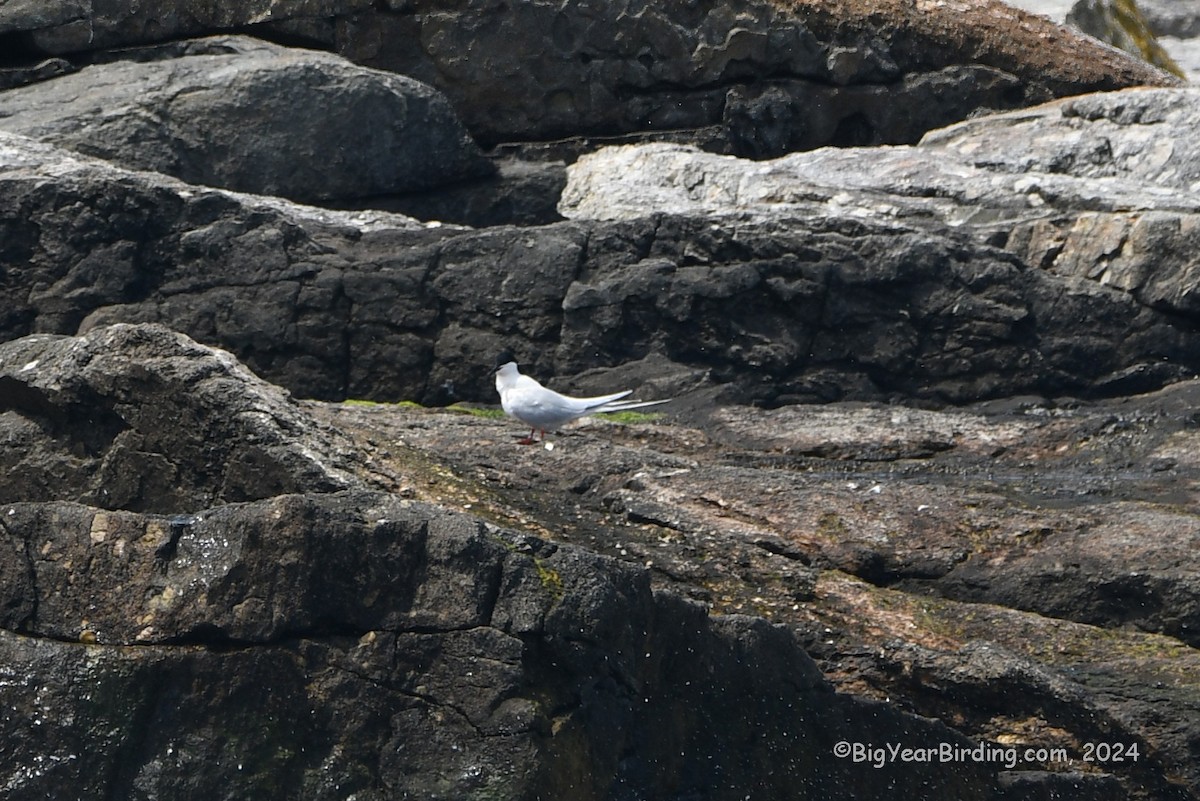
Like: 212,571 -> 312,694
4,0 -> 373,53
560,87 -> 1200,320
1137,0 -> 1200,38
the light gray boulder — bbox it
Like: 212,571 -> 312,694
0,0 -> 89,35
1136,0 -> 1200,38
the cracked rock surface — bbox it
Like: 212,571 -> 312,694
321,369 -> 1200,800
0,324 -> 359,511
1,325 -> 1007,801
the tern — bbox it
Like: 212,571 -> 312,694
495,360 -> 669,444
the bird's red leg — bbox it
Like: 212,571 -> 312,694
516,427 -> 538,445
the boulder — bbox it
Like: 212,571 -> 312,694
0,0 -> 90,36
0,0 -> 374,53
0,323 -> 362,512
0,36 -> 493,202
0,130 -> 437,400
927,87 -> 1200,317
1137,0 -> 1200,38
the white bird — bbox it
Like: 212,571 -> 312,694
495,360 -> 669,444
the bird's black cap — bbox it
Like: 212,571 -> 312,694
493,350 -> 516,370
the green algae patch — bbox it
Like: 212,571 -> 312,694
447,403 -> 507,419
595,410 -> 664,424
340,398 -> 424,409
533,559 -> 566,601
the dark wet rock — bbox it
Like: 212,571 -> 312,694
0,552 -> 993,800
997,771 -> 1127,801
336,156 -> 568,228
0,326 -> 1197,799
0,57 -> 75,91
0,131 -> 437,400
0,36 -> 492,203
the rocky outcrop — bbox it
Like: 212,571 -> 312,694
2,2 -> 1198,799
6,127 -> 1200,408
338,0 -> 1181,154
3,323 -> 1196,799
323,369 -> 1200,800
0,325 -> 1011,801
926,88 -> 1200,315
0,36 -> 492,202
4,319 -> 1188,792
